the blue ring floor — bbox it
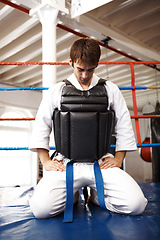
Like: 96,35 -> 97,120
0,183 -> 160,240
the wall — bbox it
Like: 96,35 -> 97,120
0,84 -> 42,186
125,111 -> 152,182
0,83 -> 42,117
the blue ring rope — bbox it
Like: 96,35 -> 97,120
119,86 -> 147,90
0,86 -> 147,91
0,87 -> 49,91
0,143 -> 160,150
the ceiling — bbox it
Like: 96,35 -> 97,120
0,0 -> 160,111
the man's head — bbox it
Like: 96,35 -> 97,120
69,38 -> 101,67
69,38 -> 101,88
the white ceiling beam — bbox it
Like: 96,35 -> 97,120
119,11 -> 160,35
12,68 -> 42,84
144,36 -> 160,50
0,32 -> 74,78
132,24 -> 160,42
23,77 -> 42,87
15,0 -> 39,9
0,17 -> 39,48
0,55 -> 41,79
0,44 -> 42,74
77,14 -> 160,61
58,12 -> 107,41
0,0 -> 37,21
90,0 -> 140,20
0,3 -> 14,20
0,28 -> 73,61
0,25 -> 42,61
57,65 -> 71,77
58,13 -> 160,61
110,0 -> 160,28
56,32 -> 74,45
0,64 -> 40,82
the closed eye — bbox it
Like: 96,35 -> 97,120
77,67 -> 95,72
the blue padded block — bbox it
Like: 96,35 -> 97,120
0,183 -> 160,240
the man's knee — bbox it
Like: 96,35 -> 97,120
29,196 -> 65,219
129,194 -> 148,215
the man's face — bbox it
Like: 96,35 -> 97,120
70,59 -> 97,88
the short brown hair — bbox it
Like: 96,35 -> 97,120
70,38 -> 101,66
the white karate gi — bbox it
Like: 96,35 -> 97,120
29,74 -> 147,218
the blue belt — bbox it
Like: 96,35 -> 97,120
63,160 -> 110,223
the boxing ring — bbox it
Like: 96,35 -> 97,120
0,60 -> 160,240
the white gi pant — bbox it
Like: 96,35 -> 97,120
29,161 -> 147,219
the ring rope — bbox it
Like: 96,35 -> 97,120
0,115 -> 160,121
0,62 -> 69,66
130,115 -> 160,119
0,143 -> 160,151
0,87 -> 49,91
0,118 -> 35,121
1,86 -> 160,91
0,61 -> 160,65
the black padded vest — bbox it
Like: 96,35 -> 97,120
53,79 -> 114,162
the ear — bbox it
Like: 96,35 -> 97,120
69,57 -> 73,67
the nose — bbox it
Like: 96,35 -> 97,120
82,71 -> 88,79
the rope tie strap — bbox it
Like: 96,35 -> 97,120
63,160 -> 110,223
94,161 -> 111,213
63,161 -> 75,223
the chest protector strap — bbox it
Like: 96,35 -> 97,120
53,79 -> 114,162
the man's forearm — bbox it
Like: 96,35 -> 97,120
37,148 -> 66,171
37,148 -> 51,165
114,151 -> 126,166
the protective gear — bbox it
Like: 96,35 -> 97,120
53,79 -> 114,162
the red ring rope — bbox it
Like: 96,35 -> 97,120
0,62 -> 69,65
0,118 -> 35,121
0,61 -> 160,65
131,115 -> 160,119
0,115 -> 159,121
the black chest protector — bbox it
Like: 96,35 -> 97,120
53,79 -> 114,162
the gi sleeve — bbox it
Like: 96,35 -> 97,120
29,82 -> 64,152
105,81 -> 137,152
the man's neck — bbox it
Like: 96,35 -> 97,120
78,77 -> 93,90
80,83 -> 90,90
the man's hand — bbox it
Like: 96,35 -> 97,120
43,159 -> 66,171
100,151 -> 126,169
37,148 -> 66,171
